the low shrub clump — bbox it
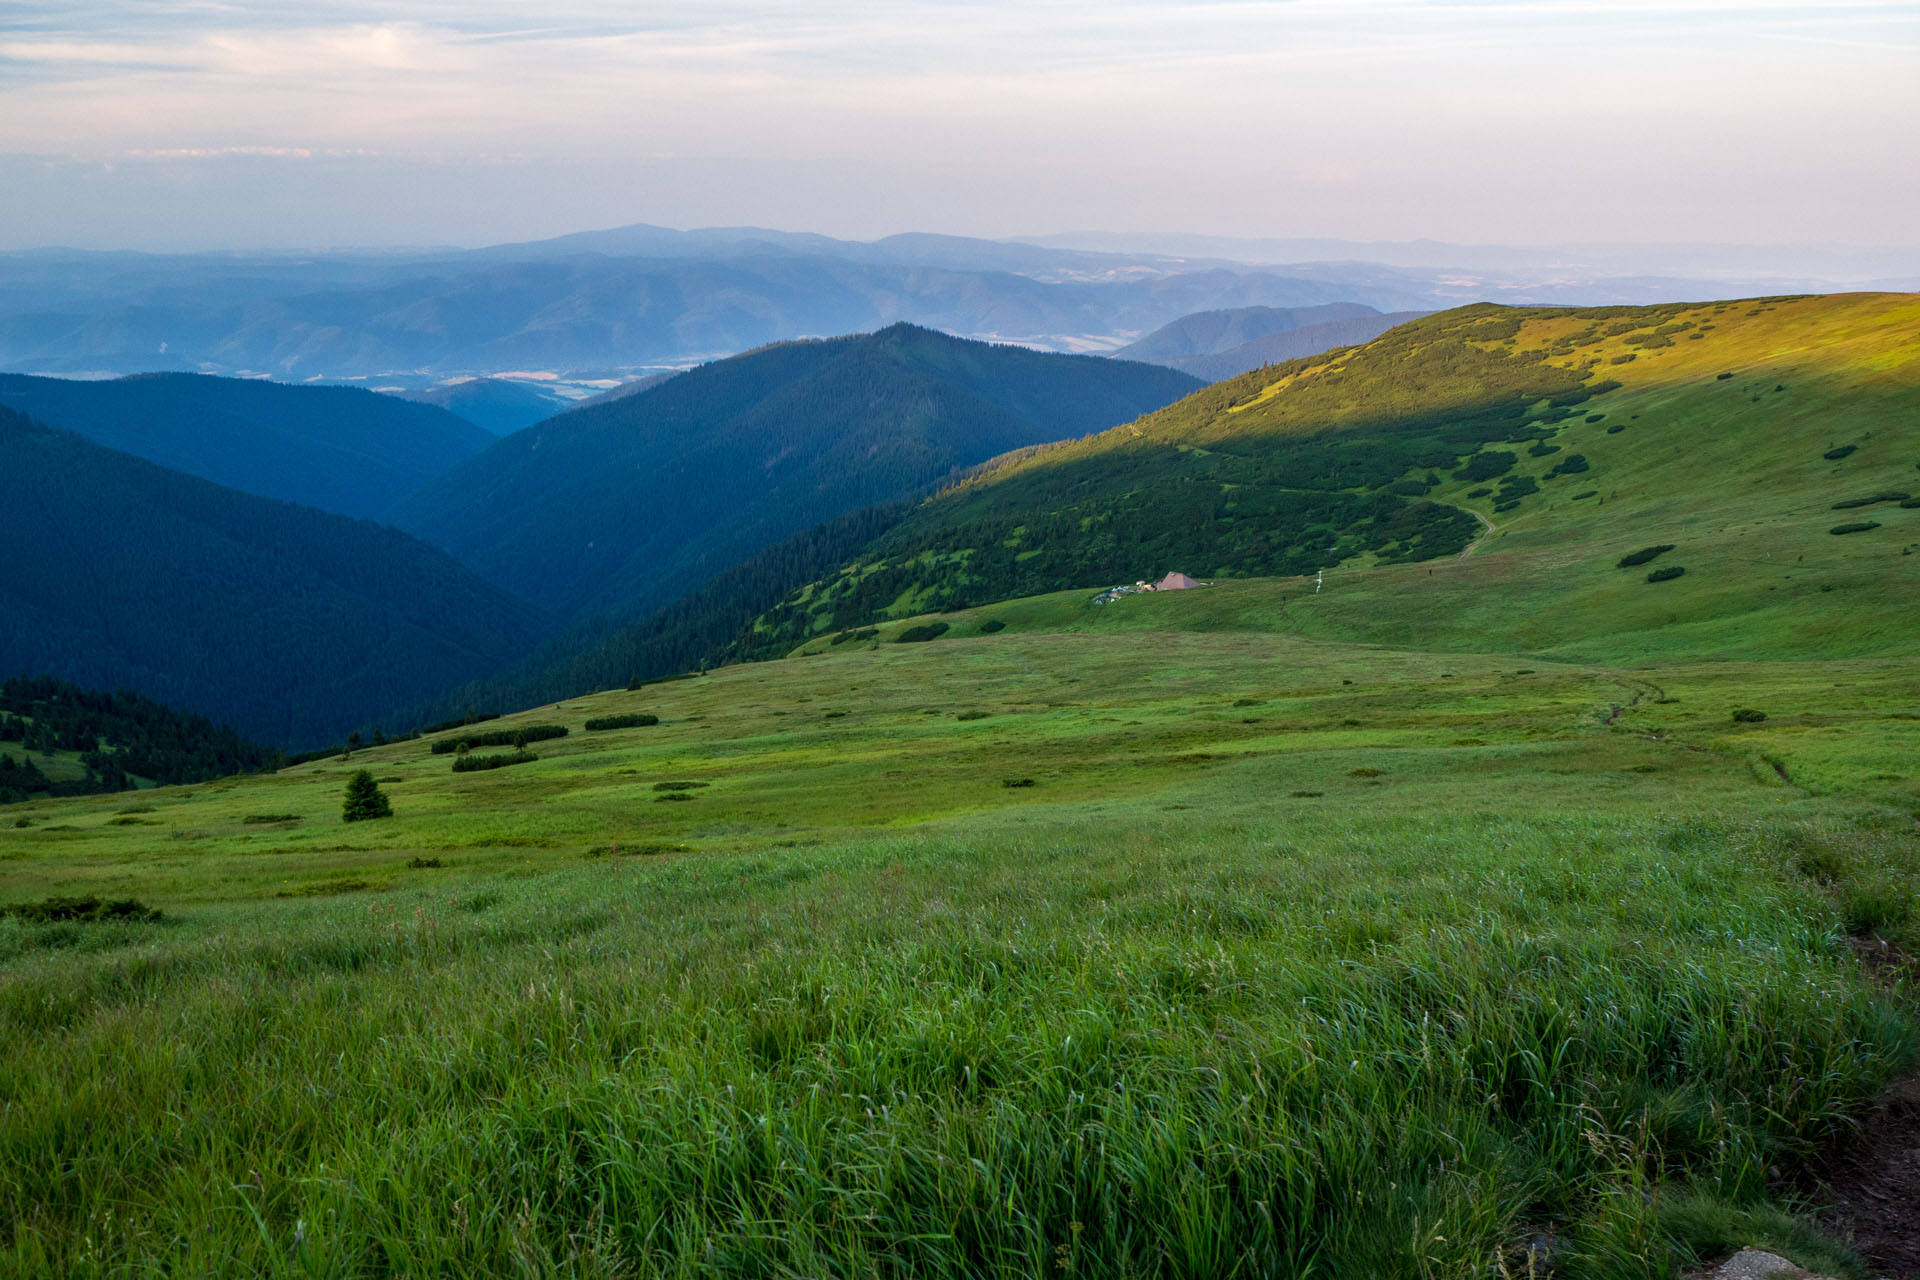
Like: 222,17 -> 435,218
420,712 -> 499,735
431,725 -> 567,754
587,841 -> 686,858
830,627 -> 879,646
1547,453 -> 1590,477
450,750 -> 537,773
1647,565 -> 1687,582
978,619 -> 1007,634
242,813 -> 299,825
1617,544 -> 1676,567
1823,444 -> 1858,460
4,895 -> 159,923
955,710 -> 991,721
894,623 -> 950,644
583,714 -> 659,732
1002,778 -> 1036,788
1830,492 -> 1909,509
1454,451 -> 1516,483
652,781 -> 708,792
1731,709 -> 1767,723
1829,522 -> 1881,536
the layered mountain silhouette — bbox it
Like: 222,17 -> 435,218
391,324 -> 1201,620
0,231 -> 1432,379
0,406 -> 548,747
0,372 -> 491,521
391,377 -> 571,437
1111,305 -> 1430,381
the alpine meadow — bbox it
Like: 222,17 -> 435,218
5,289 -> 1918,1277
4,4 -> 1920,1276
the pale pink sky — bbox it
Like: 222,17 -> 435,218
1,1 -> 1916,251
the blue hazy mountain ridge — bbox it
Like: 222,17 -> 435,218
392,377 -> 571,437
564,371 -> 682,412
0,372 -> 494,521
1116,308 -> 1435,382
0,256 -> 1421,379
1110,304 -> 1382,360
0,405 -> 550,748
4,226 -> 1905,387
0,228 -> 1454,378
389,324 -> 1203,621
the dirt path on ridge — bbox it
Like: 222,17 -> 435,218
1458,509 -> 1496,558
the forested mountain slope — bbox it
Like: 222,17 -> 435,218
0,372 -> 492,521
391,324 -> 1200,620
751,293 -> 1920,663
0,408 -> 550,747
0,676 -> 275,803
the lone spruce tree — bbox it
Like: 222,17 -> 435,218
342,768 -> 392,822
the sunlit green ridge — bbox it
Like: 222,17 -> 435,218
752,293 -> 1920,664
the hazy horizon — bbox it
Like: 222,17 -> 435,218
3,2 -> 1916,256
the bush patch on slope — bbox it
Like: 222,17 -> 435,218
1618,545 -> 1676,568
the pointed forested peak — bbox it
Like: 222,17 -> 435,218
390,325 -> 1200,621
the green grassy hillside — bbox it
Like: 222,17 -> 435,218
4,627 -> 1918,1274
752,294 -> 1920,662
6,295 -> 1920,1277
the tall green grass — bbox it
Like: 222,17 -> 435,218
2,810 -> 1912,1277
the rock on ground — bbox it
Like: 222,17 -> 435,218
1694,1248 -> 1836,1280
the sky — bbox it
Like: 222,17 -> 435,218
1,1 -> 1917,253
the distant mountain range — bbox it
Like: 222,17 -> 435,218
0,232 -> 1427,380
6,222 -> 1883,385
0,372 -> 491,521
390,324 -> 1201,620
0,406 -> 548,746
1110,304 -> 1432,381
391,377 -> 572,437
